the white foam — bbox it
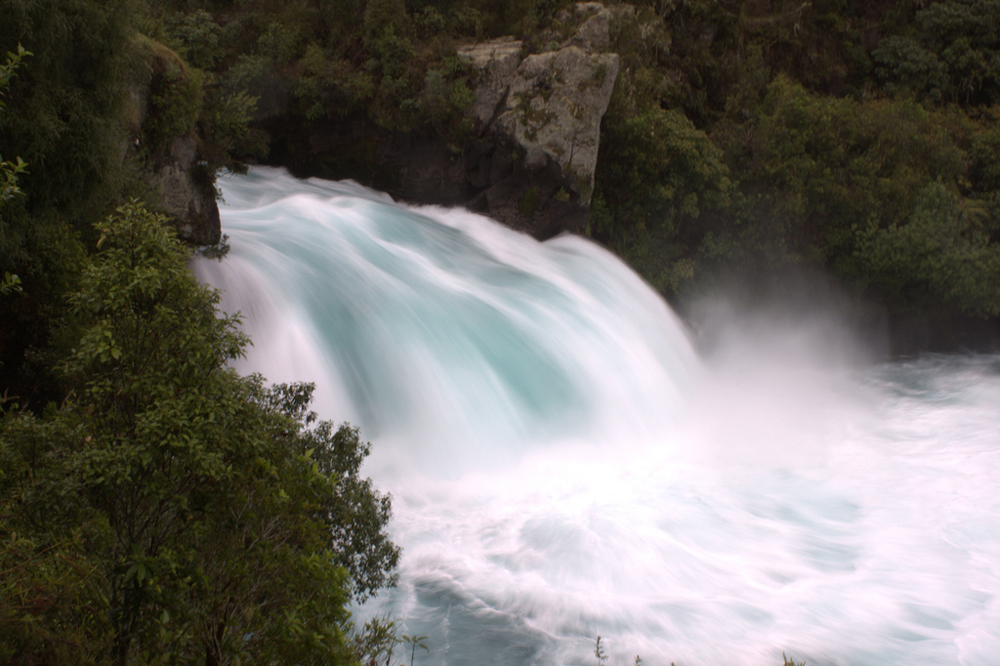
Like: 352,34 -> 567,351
196,168 -> 1000,666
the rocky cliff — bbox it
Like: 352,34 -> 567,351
380,3 -> 620,239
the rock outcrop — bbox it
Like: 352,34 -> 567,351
274,3 -> 621,239
455,2 -> 620,237
460,37 -> 523,128
149,135 -> 221,246
493,45 -> 618,201
126,37 -> 221,246
373,3 -> 619,239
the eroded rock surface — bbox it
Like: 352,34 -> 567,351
494,46 -> 618,202
150,136 -> 221,246
450,2 -> 619,237
126,38 -> 221,246
459,37 -> 523,129
296,3 -> 620,239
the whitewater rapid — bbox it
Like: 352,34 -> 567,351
195,168 -> 1000,666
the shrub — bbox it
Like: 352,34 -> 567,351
0,202 -> 399,664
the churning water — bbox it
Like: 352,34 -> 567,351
195,168 -> 1000,666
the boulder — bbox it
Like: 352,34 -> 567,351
458,37 -> 524,130
557,2 -> 613,52
493,46 -> 618,203
296,3 -> 620,240
453,2 -> 620,238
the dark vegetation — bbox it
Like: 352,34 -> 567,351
3,1 -> 1000,391
2,0 -> 1000,661
1,203 -> 399,664
592,0 -> 1000,343
2,2 -> 400,663
137,0 -> 1000,344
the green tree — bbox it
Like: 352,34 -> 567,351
1,0 -> 139,406
592,76 -> 730,295
856,181 -> 1000,316
874,0 -> 1000,106
0,0 -> 137,224
363,0 -> 413,47
0,44 -> 29,297
709,77 -> 974,285
1,202 -> 399,664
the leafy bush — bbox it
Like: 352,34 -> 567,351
592,73 -> 730,294
143,54 -> 205,158
163,9 -> 224,70
0,203 -> 399,664
856,181 -> 1000,316
719,77 -> 972,278
0,0 -> 140,405
875,0 -> 1000,105
0,0 -> 136,222
364,0 -> 413,48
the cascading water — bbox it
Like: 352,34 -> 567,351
194,168 -> 1000,666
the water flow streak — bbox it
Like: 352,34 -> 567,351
195,168 -> 1000,666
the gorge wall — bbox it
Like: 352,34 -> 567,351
121,4 -> 621,245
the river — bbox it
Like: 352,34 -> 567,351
194,167 -> 1000,666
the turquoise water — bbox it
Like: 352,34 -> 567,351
195,168 -> 1000,666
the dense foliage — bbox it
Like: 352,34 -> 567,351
140,0 -> 499,180
1,203 -> 398,664
1,0 -> 136,405
128,0 -> 1000,328
589,0 -> 1000,324
3,1 -> 999,366
2,8 -> 399,662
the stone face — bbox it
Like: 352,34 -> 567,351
457,38 -> 523,130
494,46 -> 618,202
558,2 -> 612,52
451,2 -> 619,238
379,134 -> 469,204
298,3 -> 620,239
151,136 -> 221,246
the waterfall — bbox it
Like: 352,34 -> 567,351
195,168 -> 1000,666
195,168 -> 696,474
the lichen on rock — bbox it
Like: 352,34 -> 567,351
455,2 -> 620,237
458,37 -> 523,130
494,45 -> 618,203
